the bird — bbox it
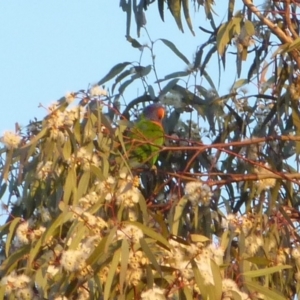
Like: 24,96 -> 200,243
127,103 -> 165,167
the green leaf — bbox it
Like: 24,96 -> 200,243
126,36 -> 143,49
182,0 -> 195,36
90,165 -> 105,181
104,226 -> 117,253
140,237 -> 162,275
5,217 -> 21,257
0,182 -> 7,199
98,62 -> 131,86
119,239 -> 129,295
2,149 -> 13,182
86,236 -> 108,266
104,248 -> 121,300
159,39 -> 190,65
77,171 -> 90,200
191,259 -> 209,299
0,245 -> 30,274
112,69 -> 132,94
190,234 -> 210,243
232,78 -> 248,89
210,259 -> 222,300
183,286 -> 193,299
245,257 -> 270,266
158,0 -> 164,21
244,278 -> 286,300
62,138 -> 72,161
244,20 -> 255,36
160,78 -> 179,96
242,265 -> 292,277
124,221 -> 170,249
172,196 -> 188,235
155,71 -> 190,83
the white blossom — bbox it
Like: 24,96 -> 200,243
0,131 -> 21,149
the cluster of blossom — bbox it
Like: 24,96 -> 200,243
78,191 -> 101,209
185,120 -> 204,141
70,206 -> 108,234
0,130 -> 21,149
226,213 -> 265,256
184,181 -> 213,206
140,286 -> 166,300
46,102 -> 84,142
152,238 -> 223,297
36,161 -> 53,180
222,278 -> 249,300
240,137 -> 265,161
254,163 -> 276,192
69,147 -> 100,171
14,218 -> 46,247
94,176 -> 115,202
89,85 -> 107,97
60,247 -> 94,279
234,98 -> 249,113
292,247 -> 300,270
115,180 -> 141,207
0,272 -> 38,299
159,90 -> 183,108
289,75 -> 300,101
126,250 -> 149,286
98,227 -> 146,287
115,224 -> 144,244
97,171 -> 141,208
36,206 -> 52,222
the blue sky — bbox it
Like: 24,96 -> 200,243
0,1 -> 236,133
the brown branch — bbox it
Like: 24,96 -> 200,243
243,0 -> 300,69
285,0 -> 299,39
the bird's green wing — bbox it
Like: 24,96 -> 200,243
128,118 -> 164,167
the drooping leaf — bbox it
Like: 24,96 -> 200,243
159,39 -> 190,65
98,62 -> 131,86
182,0 -> 195,36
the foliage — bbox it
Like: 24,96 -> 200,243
1,0 -> 300,299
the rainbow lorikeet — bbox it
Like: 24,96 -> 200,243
127,103 -> 165,167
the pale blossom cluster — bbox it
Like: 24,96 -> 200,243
141,286 -> 166,300
65,92 -> 76,104
244,234 -> 263,255
222,278 -> 249,300
36,206 -> 52,222
60,236 -> 100,280
46,103 -> 84,141
15,218 -> 46,246
124,250 -> 149,286
0,272 -> 38,299
79,191 -> 101,209
115,171 -> 141,207
159,90 -> 182,108
254,163 -> 276,192
60,248 -> 93,279
0,131 -> 21,149
241,137 -> 264,160
162,239 -> 224,290
36,161 -> 53,180
115,224 -> 144,244
184,181 -> 212,206
89,85 -> 107,97
292,247 -> 300,268
70,147 -> 100,171
70,205 -> 108,233
186,120 -> 203,141
94,175 -> 116,202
